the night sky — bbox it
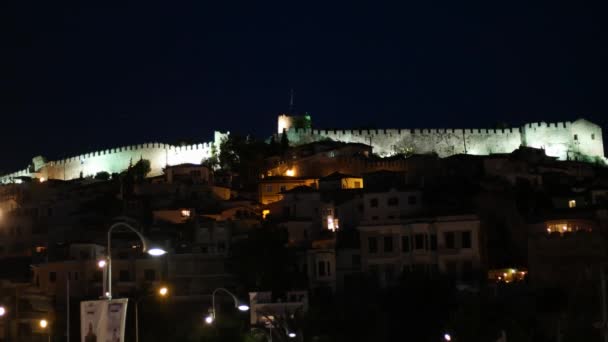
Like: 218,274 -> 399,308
2,1 -> 608,172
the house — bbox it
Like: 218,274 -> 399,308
258,177 -> 318,205
358,214 -> 482,287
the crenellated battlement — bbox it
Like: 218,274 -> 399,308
285,116 -> 605,162
0,132 -> 227,184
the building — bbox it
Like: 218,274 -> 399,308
258,176 -> 318,205
358,214 -> 482,287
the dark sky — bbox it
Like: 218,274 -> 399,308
2,1 -> 608,171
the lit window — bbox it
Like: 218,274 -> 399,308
180,209 -> 191,217
285,169 -> 295,177
568,200 -> 576,208
327,216 -> 339,231
262,209 -> 270,219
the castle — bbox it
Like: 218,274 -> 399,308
279,114 -> 606,162
0,131 -> 228,184
0,114 -> 605,184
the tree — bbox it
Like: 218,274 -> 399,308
94,171 -> 110,181
131,158 -> 151,182
280,132 -> 289,153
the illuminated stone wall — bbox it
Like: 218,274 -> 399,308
284,117 -> 605,162
0,131 -> 229,183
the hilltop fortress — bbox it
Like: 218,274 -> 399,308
0,115 -> 605,184
279,115 -> 606,162
0,132 -> 228,184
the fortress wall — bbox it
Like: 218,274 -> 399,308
522,121 -> 573,160
0,133 -> 228,183
290,127 -> 523,157
287,118 -> 607,162
570,119 -> 605,160
465,128 -> 522,156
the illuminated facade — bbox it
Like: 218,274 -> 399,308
0,131 -> 229,184
282,116 -> 606,162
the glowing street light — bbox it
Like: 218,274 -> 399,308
206,288 -> 249,325
288,332 -> 297,338
135,285 -> 171,342
97,259 -> 107,268
39,319 -> 48,329
106,220 -> 168,299
0,306 -> 6,317
443,333 -> 452,341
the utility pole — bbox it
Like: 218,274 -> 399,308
67,276 -> 70,342
602,264 -> 608,342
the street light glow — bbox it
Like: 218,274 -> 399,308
97,259 -> 107,268
205,315 -> 214,324
444,333 -> 452,341
238,304 -> 250,311
288,332 -> 296,338
40,319 -> 48,328
147,248 -> 167,256
0,306 -> 5,316
159,286 -> 168,296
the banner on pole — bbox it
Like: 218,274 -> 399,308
80,298 -> 128,342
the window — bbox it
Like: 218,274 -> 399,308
119,270 -> 131,282
461,231 -> 472,249
368,237 -> 378,253
49,272 -> 56,283
574,134 -> 578,141
445,232 -> 455,249
352,254 -> 361,266
592,134 -> 596,140
401,236 -> 410,253
385,264 -> 395,281
387,197 -> 399,206
384,236 -> 393,252
144,269 -> 156,281
265,185 -> 273,193
414,234 -> 425,250
280,185 -> 286,192
354,181 -> 362,188
79,251 -> 90,260
430,234 -> 437,251
568,200 -> 576,208
408,195 -> 417,205
370,198 -> 378,208
318,261 -> 326,276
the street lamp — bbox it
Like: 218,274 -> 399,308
443,333 -> 452,341
0,306 -> 5,317
106,221 -> 167,299
288,332 -> 297,339
135,285 -> 169,342
40,319 -> 50,342
206,288 -> 249,323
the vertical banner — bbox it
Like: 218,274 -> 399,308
81,299 -> 128,342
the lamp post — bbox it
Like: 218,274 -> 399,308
40,319 -> 50,342
106,221 -> 167,299
205,288 -> 249,323
135,286 -> 169,342
0,306 -> 5,342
